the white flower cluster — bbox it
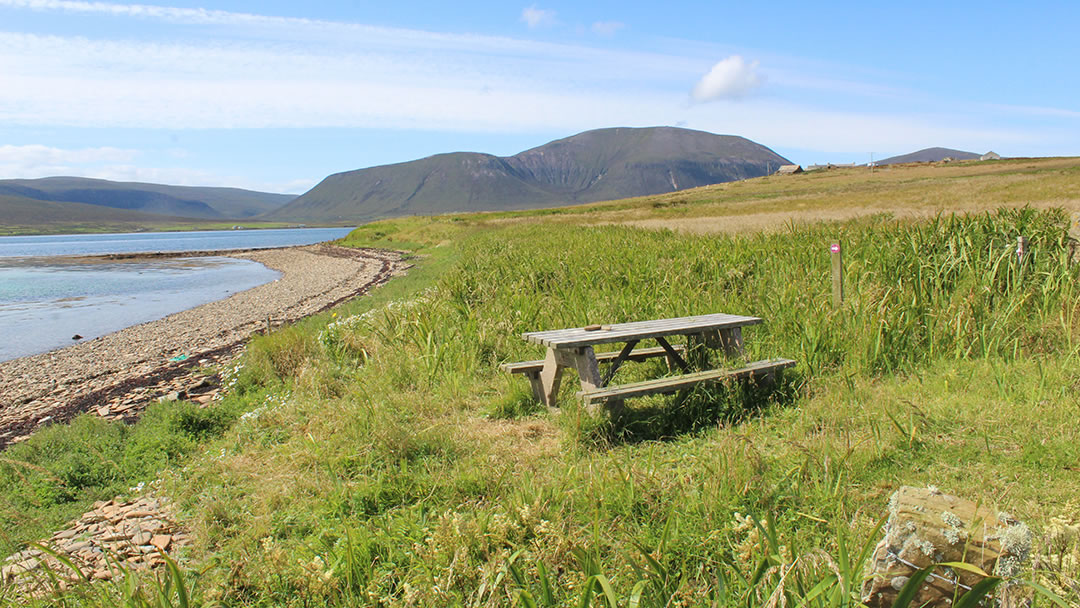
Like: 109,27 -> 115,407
318,290 -> 437,349
318,310 -> 376,349
214,359 -> 247,401
238,390 -> 292,424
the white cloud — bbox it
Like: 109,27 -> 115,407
0,2 -> 1073,166
520,5 -> 556,28
0,144 -> 138,166
692,55 -> 763,102
591,21 -> 625,37
0,144 -> 313,193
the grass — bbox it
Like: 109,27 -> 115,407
1,161 -> 1079,606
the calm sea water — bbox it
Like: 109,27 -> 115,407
0,227 -> 355,362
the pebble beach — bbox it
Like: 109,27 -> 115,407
0,244 -> 408,449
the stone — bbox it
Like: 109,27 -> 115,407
97,406 -> 110,417
157,391 -> 185,403
150,534 -> 172,551
131,531 -> 152,545
54,529 -> 78,540
862,486 -> 1032,608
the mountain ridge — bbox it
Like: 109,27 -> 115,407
876,147 -> 982,165
0,176 -> 294,220
267,127 -> 791,223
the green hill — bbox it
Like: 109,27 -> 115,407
0,193 -> 206,235
0,176 -> 294,220
876,146 -> 981,165
267,126 -> 790,222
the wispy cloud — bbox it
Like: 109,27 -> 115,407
520,5 -> 556,28
0,144 -> 137,165
692,55 -> 763,101
0,1 -> 1070,163
0,144 -> 313,192
591,21 -> 625,37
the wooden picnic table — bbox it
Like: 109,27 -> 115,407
506,313 -> 794,412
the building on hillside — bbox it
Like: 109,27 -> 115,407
981,151 -> 1001,161
806,163 -> 857,171
776,164 -> 803,175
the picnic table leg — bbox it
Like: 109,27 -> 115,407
717,327 -> 744,356
524,370 -> 545,404
568,347 -> 626,415
539,348 -> 566,407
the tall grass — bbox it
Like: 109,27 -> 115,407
3,208 -> 1078,606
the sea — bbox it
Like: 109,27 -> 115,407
0,227 -> 354,362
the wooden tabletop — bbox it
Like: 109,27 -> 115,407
523,313 -> 762,349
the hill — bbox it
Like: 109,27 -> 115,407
267,126 -> 790,222
0,193 -> 206,235
876,147 -> 981,165
0,177 -> 294,220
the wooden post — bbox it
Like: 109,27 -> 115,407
1016,235 -> 1028,263
830,241 -> 844,308
266,314 -> 272,333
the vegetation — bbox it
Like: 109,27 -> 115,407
1,160 -> 1079,606
267,127 -> 786,224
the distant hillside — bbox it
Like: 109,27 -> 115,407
876,147 -> 981,165
268,127 -> 790,223
0,193 -> 201,234
0,177 -> 294,220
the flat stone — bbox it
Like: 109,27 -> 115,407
131,532 -> 152,545
150,535 -> 172,552
54,529 -> 78,540
862,486 -> 1032,608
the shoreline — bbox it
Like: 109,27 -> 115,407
0,244 -> 409,449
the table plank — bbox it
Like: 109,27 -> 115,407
523,313 -> 762,349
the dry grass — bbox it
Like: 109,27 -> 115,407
484,157 -> 1080,235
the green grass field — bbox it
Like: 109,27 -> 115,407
1,161 -> 1078,606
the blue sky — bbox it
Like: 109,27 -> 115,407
1,1 -> 1078,194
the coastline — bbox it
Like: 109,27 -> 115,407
0,244 -> 408,449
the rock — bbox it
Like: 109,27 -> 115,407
37,416 -> 53,426
157,391 -> 186,403
54,529 -> 78,540
72,334 -> 82,340
862,486 -> 1032,608
150,534 -> 172,552
97,406 -> 110,417
131,531 -> 152,545
123,510 -> 156,519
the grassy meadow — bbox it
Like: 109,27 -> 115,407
1,160 -> 1079,606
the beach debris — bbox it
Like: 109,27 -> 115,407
862,485 -> 1032,607
0,495 -> 190,596
168,354 -> 189,362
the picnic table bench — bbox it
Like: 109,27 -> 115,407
503,313 -> 795,413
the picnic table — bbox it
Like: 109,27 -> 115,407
502,313 -> 795,413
